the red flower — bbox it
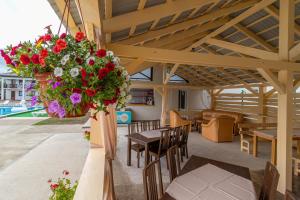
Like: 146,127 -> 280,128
88,59 -> 95,66
76,57 -> 83,64
106,62 -> 115,72
75,32 -> 85,42
39,58 -> 45,67
82,80 -> 88,87
3,55 -> 12,65
98,68 -> 109,80
72,88 -> 82,93
63,170 -> 69,176
56,39 -> 67,50
103,98 -> 117,106
60,33 -> 67,39
10,46 -> 18,56
53,45 -> 61,54
47,179 -> 52,183
20,54 -> 31,65
40,49 -> 48,58
115,88 -> 120,96
0,50 -> 5,57
44,34 -> 52,41
88,103 -> 97,109
86,89 -> 96,97
31,54 -> 40,64
50,184 -> 59,190
81,68 -> 87,80
36,36 -> 44,44
96,49 -> 106,58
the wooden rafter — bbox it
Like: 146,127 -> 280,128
257,68 -> 285,94
107,44 -> 300,71
116,0 -> 259,45
205,38 -> 279,60
129,0 -> 147,36
103,0 -> 217,33
104,0 -> 112,42
186,0 -> 277,50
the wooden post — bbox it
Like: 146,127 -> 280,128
210,89 -> 215,110
161,86 -> 168,126
258,86 -> 265,123
277,0 -> 294,193
277,70 -> 293,192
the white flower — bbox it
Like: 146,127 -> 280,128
113,56 -> 120,65
122,70 -> 128,77
70,68 -> 79,77
106,51 -> 114,57
120,91 -> 126,97
121,83 -> 128,89
61,54 -> 70,65
54,67 -> 63,77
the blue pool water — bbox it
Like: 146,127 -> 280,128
0,106 -> 43,116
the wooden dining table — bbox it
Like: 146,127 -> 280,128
126,128 -> 168,166
253,129 -> 300,165
161,155 -> 253,200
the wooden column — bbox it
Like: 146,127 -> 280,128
210,90 -> 215,110
258,86 -> 266,123
161,86 -> 169,126
277,0 -> 294,193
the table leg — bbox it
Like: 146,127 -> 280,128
145,143 -> 149,166
127,138 -> 132,166
253,135 -> 258,157
271,139 -> 277,165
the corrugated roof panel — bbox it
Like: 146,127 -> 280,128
218,49 -> 233,55
111,28 -> 130,41
269,38 -> 279,48
240,10 -> 268,27
155,15 -> 174,28
296,3 -> 300,15
192,3 -> 214,18
134,21 -> 153,35
220,27 -> 237,38
144,0 -> 166,8
248,16 -> 278,34
174,9 -> 194,23
259,27 -> 279,41
238,38 -> 256,47
225,32 -> 246,42
112,0 -> 139,16
230,7 -> 249,18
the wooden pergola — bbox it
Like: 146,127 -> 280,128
48,0 -> 300,198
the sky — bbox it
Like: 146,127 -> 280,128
0,0 -> 63,72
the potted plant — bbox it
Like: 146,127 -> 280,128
1,31 -> 131,118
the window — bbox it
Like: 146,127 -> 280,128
129,88 -> 154,105
169,74 -> 188,83
178,90 -> 187,110
19,91 -> 22,96
130,68 -> 153,81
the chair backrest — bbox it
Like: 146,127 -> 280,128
141,120 -> 151,131
167,145 -> 181,182
170,127 -> 181,147
285,190 -> 299,200
152,120 -> 161,130
180,125 -> 189,146
259,161 -> 280,200
128,122 -> 139,135
143,160 -> 163,200
158,130 -> 171,156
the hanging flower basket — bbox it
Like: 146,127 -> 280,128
1,31 -> 131,118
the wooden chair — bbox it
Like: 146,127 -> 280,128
149,130 -> 171,162
170,127 -> 181,147
143,159 -> 163,200
259,161 -> 280,200
285,190 -> 299,200
178,124 -> 190,161
167,145 -> 181,182
128,122 -> 145,168
151,119 -> 161,130
141,120 -> 151,131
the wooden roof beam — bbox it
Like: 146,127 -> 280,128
108,44 -> 300,71
205,38 -> 279,60
187,0 -> 277,50
103,0 -> 218,33
116,0 -> 259,45
257,68 -> 285,94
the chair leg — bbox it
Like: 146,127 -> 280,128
166,155 -> 169,170
137,151 -> 140,168
185,145 -> 189,159
180,148 -> 184,162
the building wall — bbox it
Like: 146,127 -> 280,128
127,66 -> 209,121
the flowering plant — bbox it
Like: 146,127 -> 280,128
1,31 -> 131,118
48,170 -> 78,200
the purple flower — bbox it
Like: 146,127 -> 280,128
57,106 -> 66,118
70,93 -> 81,105
31,96 -> 38,106
26,82 -> 35,92
52,81 -> 61,89
48,100 -> 60,113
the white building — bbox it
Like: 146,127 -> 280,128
0,73 -> 36,101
